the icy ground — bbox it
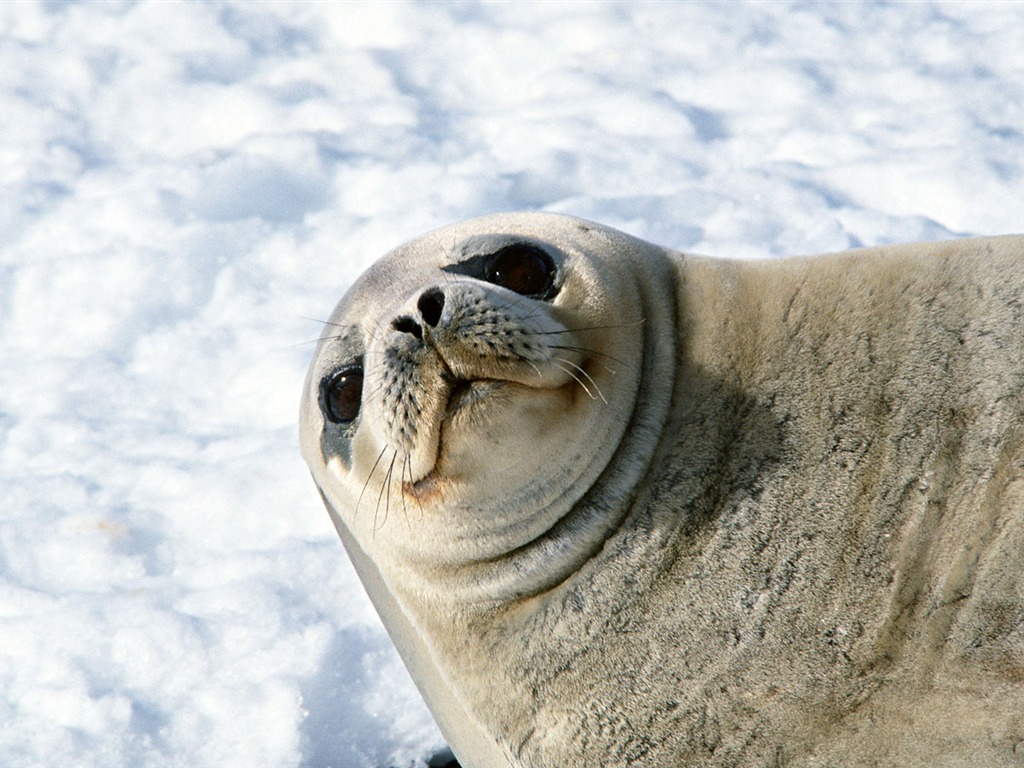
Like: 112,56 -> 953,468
2,2 -> 1023,766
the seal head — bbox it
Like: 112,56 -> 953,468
300,213 -> 678,763
301,213 -> 676,601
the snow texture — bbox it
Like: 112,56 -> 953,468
1,2 -> 1022,766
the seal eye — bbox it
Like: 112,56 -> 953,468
321,368 -> 363,424
484,244 -> 555,297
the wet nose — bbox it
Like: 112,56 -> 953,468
391,287 -> 446,339
417,287 -> 445,327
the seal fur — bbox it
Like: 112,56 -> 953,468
300,212 -> 1024,767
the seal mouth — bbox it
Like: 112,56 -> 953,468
445,378 -> 495,419
405,373 -> 584,501
402,378 -> 496,499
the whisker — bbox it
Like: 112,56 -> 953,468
288,334 -> 346,349
557,357 -> 607,404
552,360 -> 597,401
374,450 -> 398,532
358,445 -> 389,520
547,344 -> 624,371
538,318 -> 646,335
301,316 -> 347,328
291,316 -> 354,347
399,455 -> 413,529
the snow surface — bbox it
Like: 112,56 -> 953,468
2,1 -> 1023,766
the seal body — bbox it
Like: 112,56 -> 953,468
300,213 -> 1024,767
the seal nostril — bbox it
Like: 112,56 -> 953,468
392,315 -> 422,340
418,288 -> 445,327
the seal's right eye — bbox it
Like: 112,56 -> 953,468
484,244 -> 556,297
321,368 -> 363,424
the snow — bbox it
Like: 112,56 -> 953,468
1,2 -> 1022,766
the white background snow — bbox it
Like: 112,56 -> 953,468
2,2 -> 1022,766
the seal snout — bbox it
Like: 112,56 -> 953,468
371,275 -> 588,486
391,287 -> 447,341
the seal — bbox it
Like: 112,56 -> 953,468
300,212 -> 1024,767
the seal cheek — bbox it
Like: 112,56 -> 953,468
432,382 -> 579,489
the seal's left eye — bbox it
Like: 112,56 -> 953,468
321,368 -> 363,424
484,244 -> 555,297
